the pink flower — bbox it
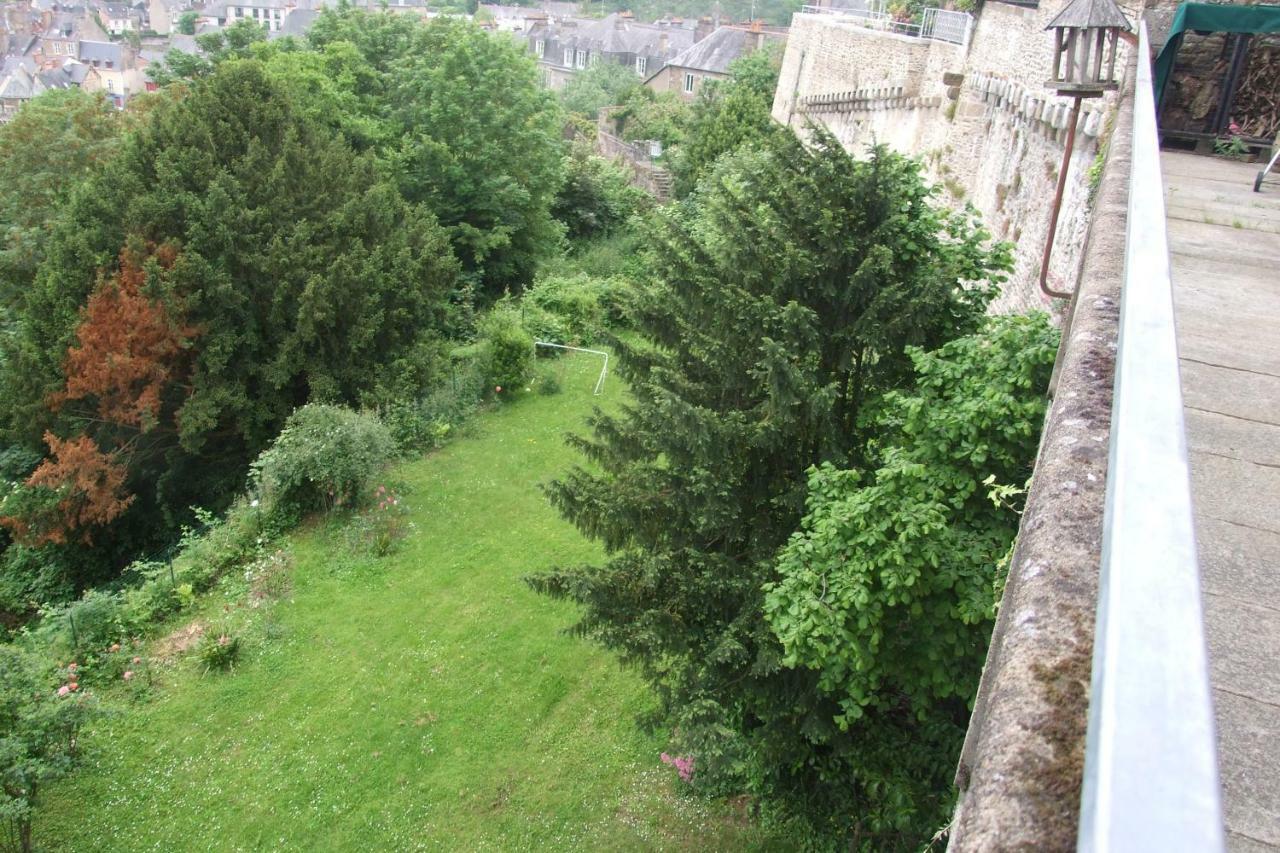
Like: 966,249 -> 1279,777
660,752 -> 695,783
377,485 -> 386,494
68,682 -> 79,692
57,685 -> 70,697
132,656 -> 142,664
1230,121 -> 1241,134
495,386 -> 502,393
67,662 -> 78,672
110,643 -> 121,652
123,671 -> 134,681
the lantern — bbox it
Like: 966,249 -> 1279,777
1045,0 -> 1132,96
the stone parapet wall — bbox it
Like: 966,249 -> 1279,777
772,2 -> 1134,312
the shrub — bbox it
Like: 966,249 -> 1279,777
251,404 -> 395,525
381,352 -> 487,455
524,274 -> 614,346
195,630 -> 240,673
60,589 -> 128,652
0,644 -> 97,853
551,144 -> 651,241
476,303 -> 534,395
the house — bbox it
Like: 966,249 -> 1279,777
102,3 -> 142,33
0,60 -> 43,120
525,12 -> 697,91
147,0 -> 174,34
0,56 -> 85,120
78,38 -> 144,104
271,6 -> 314,38
216,0 -> 291,32
644,21 -> 786,101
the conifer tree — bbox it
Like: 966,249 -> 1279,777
528,128 -> 1010,841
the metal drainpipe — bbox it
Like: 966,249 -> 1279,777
1040,95 -> 1085,300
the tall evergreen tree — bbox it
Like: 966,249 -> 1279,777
0,60 -> 458,591
528,129 -> 1010,843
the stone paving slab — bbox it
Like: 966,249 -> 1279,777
1164,150 -> 1280,852
1196,517 -> 1280,608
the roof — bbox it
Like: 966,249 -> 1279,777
535,13 -> 695,61
276,7 -> 317,36
78,39 -> 123,64
1045,0 -> 1131,31
658,25 -> 745,75
0,63 -> 42,99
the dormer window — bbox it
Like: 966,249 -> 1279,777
635,55 -> 646,75
535,39 -> 545,58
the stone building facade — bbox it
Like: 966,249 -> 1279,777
772,0 -> 1138,312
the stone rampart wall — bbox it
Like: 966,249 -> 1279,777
772,1 -> 1137,312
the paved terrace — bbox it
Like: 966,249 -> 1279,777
1164,150 -> 1280,851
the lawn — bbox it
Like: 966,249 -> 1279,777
36,355 -> 782,851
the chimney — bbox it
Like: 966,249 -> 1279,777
695,14 -> 712,42
658,30 -> 667,53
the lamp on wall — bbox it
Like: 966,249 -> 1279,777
1039,0 -> 1132,299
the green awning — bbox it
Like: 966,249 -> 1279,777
1153,2 -> 1280,106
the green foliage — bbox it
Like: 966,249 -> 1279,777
528,129 -> 1011,845
551,144 -> 651,242
194,630 -> 241,673
523,272 -> 617,345
0,645 -> 96,853
0,89 -> 122,322
763,314 -> 1058,841
177,10 -> 198,34
559,60 -> 642,119
307,12 -> 564,297
670,46 -> 783,196
611,88 -> 687,149
251,404 -> 395,525
477,303 -> 534,394
1,60 -> 458,587
380,353 -> 488,455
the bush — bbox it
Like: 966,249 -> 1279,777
524,273 -> 615,346
251,404 -> 395,525
551,144 -> 651,241
0,644 -> 96,853
60,589 -> 129,652
476,303 -> 534,395
382,352 -> 487,455
195,630 -> 240,673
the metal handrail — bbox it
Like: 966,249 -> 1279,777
1077,21 -> 1224,853
797,3 -> 971,44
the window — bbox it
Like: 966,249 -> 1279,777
589,51 -> 600,66
563,47 -> 572,67
53,41 -> 61,54
575,49 -> 587,69
535,39 -> 545,58
106,78 -> 114,92
683,72 -> 695,94
635,55 -> 646,75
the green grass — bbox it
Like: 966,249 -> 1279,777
36,355 -> 781,851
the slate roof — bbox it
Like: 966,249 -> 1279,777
657,25 -> 784,75
658,25 -> 745,74
530,13 -> 695,67
78,39 -> 122,65
276,8 -> 317,37
0,63 -> 43,99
